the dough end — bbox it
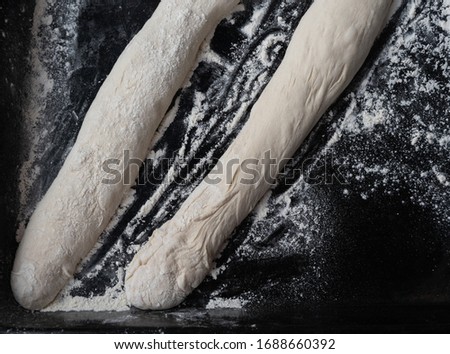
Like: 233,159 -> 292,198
125,263 -> 189,311
11,261 -> 49,310
124,231 -> 208,310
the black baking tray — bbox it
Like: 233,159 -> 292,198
1,0 -> 450,333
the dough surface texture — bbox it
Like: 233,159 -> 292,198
12,0 -> 239,310
125,0 -> 394,310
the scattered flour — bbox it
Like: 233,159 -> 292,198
210,264 -> 227,280
241,4 -> 267,37
43,268 -> 129,312
206,297 -> 247,309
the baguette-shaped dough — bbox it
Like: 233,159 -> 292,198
125,0 -> 393,310
12,0 -> 239,310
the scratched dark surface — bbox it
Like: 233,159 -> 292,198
1,0 -> 450,333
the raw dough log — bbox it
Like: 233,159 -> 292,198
11,0 -> 239,310
125,0 -> 394,310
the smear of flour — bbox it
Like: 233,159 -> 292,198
241,3 -> 267,37
206,297 -> 247,309
43,268 -> 128,312
17,0 -> 81,242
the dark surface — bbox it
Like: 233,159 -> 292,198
1,0 -> 450,333
2,303 -> 450,334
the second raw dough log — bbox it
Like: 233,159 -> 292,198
11,0 -> 239,310
125,0 -> 394,310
